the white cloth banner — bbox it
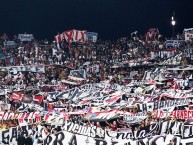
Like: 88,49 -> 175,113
0,65 -> 45,73
123,112 -> 147,124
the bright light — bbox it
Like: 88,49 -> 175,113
172,16 -> 174,20
171,20 -> 176,26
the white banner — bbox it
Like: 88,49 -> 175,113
123,112 -> 147,124
18,34 -> 34,41
0,65 -> 45,73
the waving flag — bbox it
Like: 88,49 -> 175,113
55,33 -> 65,44
63,30 -> 74,43
10,92 -> 23,101
73,30 -> 87,44
33,95 -> 43,104
84,109 -> 119,121
104,93 -> 122,105
55,29 -> 87,44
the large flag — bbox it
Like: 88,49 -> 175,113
10,92 -> 23,101
54,29 -> 87,44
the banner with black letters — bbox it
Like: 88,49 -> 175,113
123,112 -> 147,124
0,120 -> 193,145
106,120 -> 193,145
61,120 -> 105,138
137,98 -> 188,112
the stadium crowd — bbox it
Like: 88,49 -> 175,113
0,31 -> 192,145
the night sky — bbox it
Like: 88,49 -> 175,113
0,0 -> 193,41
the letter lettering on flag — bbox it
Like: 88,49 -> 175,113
64,30 -> 74,43
73,30 -> 86,43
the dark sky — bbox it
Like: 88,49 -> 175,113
0,0 -> 193,41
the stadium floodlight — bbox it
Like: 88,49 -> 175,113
171,17 -> 176,26
171,15 -> 176,37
